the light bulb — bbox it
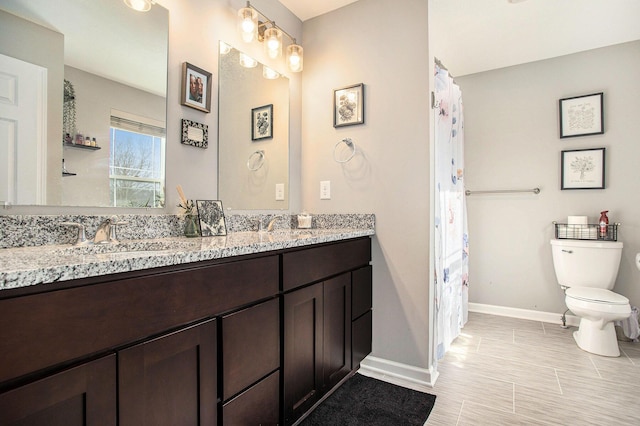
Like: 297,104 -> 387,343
124,0 -> 151,12
263,66 -> 280,79
239,53 -> 257,68
286,44 -> 303,72
264,27 -> 282,59
238,7 -> 258,43
219,41 -> 231,55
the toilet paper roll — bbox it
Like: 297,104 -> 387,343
567,215 -> 588,225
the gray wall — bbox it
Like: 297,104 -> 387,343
301,0 -> 432,370
458,41 -> 640,313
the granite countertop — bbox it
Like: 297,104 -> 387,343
0,228 -> 375,291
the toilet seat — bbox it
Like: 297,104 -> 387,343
566,287 -> 629,305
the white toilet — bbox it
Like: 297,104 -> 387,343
550,239 -> 630,357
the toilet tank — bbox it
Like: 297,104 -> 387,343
550,239 -> 623,289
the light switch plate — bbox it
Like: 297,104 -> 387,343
275,183 -> 285,200
320,180 -> 331,199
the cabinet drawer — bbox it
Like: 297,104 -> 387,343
0,255 -> 278,385
282,238 -> 371,291
352,265 -> 372,320
223,370 -> 279,426
222,298 -> 280,400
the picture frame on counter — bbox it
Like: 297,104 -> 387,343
561,147 -> 605,190
196,200 -> 227,236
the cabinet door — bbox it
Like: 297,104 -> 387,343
0,354 -> 116,426
283,283 -> 323,425
322,273 -> 351,391
118,319 -> 217,426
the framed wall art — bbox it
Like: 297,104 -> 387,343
561,147 -> 605,190
196,200 -> 227,236
559,92 -> 604,138
334,83 -> 364,127
181,62 -> 212,113
252,104 -> 273,141
181,119 -> 208,148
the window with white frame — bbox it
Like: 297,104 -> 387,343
109,113 -> 165,208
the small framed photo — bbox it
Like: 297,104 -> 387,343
561,147 -> 605,190
252,104 -> 273,141
181,62 -> 212,113
181,119 -> 208,149
196,200 -> 227,236
559,92 -> 604,138
334,83 -> 364,127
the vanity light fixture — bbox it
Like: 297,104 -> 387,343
238,1 -> 303,72
123,0 -> 154,12
263,66 -> 280,80
219,41 -> 232,55
239,52 -> 258,68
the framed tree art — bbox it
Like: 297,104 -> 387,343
561,148 -> 605,190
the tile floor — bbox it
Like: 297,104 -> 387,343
424,312 -> 640,425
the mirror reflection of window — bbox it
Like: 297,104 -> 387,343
109,113 -> 165,208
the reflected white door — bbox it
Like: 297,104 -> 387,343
0,53 -> 47,205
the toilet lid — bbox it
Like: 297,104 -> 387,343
566,287 -> 629,305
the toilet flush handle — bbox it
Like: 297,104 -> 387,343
562,249 -> 573,254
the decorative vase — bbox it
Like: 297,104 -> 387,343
184,214 -> 199,238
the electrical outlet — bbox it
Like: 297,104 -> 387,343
275,183 -> 285,200
320,180 -> 331,200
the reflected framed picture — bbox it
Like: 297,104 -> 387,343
334,83 -> 364,127
252,104 -> 273,140
181,62 -> 212,113
181,119 -> 208,148
196,200 -> 227,236
559,92 -> 604,138
561,147 -> 605,190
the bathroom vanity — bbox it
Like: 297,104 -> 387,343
0,231 -> 372,426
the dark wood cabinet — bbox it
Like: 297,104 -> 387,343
283,283 -> 324,424
0,237 -> 371,426
283,239 -> 372,425
0,355 -> 116,426
221,298 -> 280,425
352,265 -> 373,369
118,319 -> 217,426
322,273 -> 352,391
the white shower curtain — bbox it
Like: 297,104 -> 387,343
433,62 -> 469,363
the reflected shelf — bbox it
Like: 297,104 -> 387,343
63,143 -> 101,151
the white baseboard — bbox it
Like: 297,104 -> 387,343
358,355 -> 439,391
468,302 -> 581,327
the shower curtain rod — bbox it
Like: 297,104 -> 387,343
465,187 -> 541,196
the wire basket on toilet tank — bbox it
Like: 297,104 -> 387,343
554,222 -> 619,241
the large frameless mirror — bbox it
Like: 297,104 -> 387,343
218,43 -> 290,210
0,0 -> 168,208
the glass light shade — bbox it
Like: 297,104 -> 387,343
239,53 -> 257,68
263,66 -> 280,80
124,0 -> 152,12
264,27 -> 282,59
238,7 -> 258,43
286,44 -> 303,72
219,41 -> 231,55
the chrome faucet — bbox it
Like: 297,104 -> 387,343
94,215 -> 128,244
61,222 -> 90,246
259,215 -> 284,232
